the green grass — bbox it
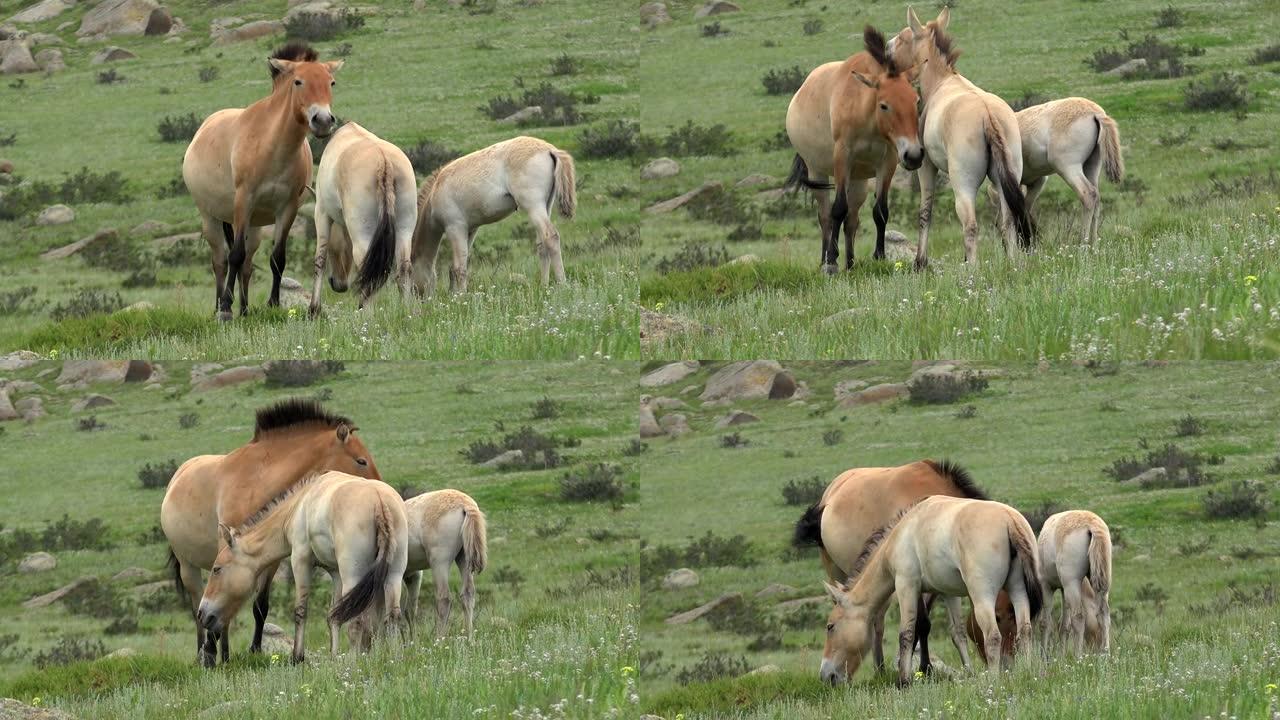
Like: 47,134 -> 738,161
638,361 -> 1280,718
637,0 -> 1280,359
0,0 -> 639,359
0,360 -> 638,718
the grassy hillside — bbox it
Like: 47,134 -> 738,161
637,0 -> 1280,359
0,0 -> 639,359
0,360 -> 639,718
638,361 -> 1280,718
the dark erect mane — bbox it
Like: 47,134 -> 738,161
930,24 -> 962,68
924,458 -> 988,500
269,42 -> 319,78
862,25 -> 898,76
253,398 -> 352,441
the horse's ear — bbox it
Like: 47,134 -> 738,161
907,6 -> 925,35
268,57 -> 295,77
336,423 -> 351,443
935,6 -> 950,30
823,581 -> 850,607
324,60 -> 344,74
219,523 -> 236,549
851,71 -> 878,90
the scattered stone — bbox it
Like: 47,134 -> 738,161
9,0 -> 76,24
92,46 -> 138,64
480,449 -> 525,469
213,19 -> 283,45
72,393 -> 116,412
124,301 -> 155,313
641,157 -> 680,179
639,1 -> 671,28
262,622 -> 286,637
0,698 -> 75,720
640,308 -> 712,348
833,379 -> 869,400
0,351 -> 42,371
714,410 -> 759,429
695,0 -> 741,18
192,365 -> 265,391
16,397 -> 44,422
1105,58 -> 1147,78
662,568 -> 699,590
735,173 -> 774,188
838,383 -> 910,407
639,361 -> 700,388
0,160 -> 12,174
34,47 -> 63,72
129,220 -> 169,237
112,567 -> 150,582
645,181 -> 722,214
679,384 -> 699,396
665,592 -> 742,624
18,552 -> 56,574
0,38 -> 39,74
42,229 -> 119,261
144,6 -> 172,35
728,253 -> 760,265
883,229 -> 916,262
105,647 -> 137,659
639,401 -> 664,438
279,276 -> 303,291
755,583 -> 795,599
745,664 -> 781,676
1125,467 -> 1167,486
498,106 -> 541,124
35,204 -> 75,226
128,580 -> 170,598
648,397 -> 687,411
700,360 -> 797,402
152,231 -> 201,250
23,576 -> 95,609
657,413 -> 690,436
0,389 -> 17,422
79,0 -> 166,37
776,595 -> 826,610
57,360 -> 139,385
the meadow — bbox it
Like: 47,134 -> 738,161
637,0 -> 1280,359
638,361 -> 1280,718
0,0 -> 639,359
0,360 -> 639,718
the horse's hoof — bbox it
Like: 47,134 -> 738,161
199,652 -> 216,669
913,257 -> 929,272
821,264 -> 838,276
291,653 -> 306,665
308,304 -> 322,320
216,311 -> 233,323
872,252 -> 886,262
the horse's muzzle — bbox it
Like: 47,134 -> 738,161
329,276 -> 348,293
310,112 -> 336,138
901,148 -> 924,171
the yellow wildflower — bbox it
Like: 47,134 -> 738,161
1245,275 -> 1258,287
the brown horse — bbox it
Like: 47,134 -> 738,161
183,43 -> 343,320
160,399 -> 380,667
793,459 -> 986,674
784,26 -> 923,273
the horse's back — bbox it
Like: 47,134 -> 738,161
161,454 -> 227,569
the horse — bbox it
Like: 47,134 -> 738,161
402,489 -> 488,639
309,122 -> 419,318
182,43 -> 343,321
892,8 -> 1034,268
783,25 -> 923,273
1037,510 -> 1112,655
197,470 -> 409,664
793,459 -> 987,675
1008,98 -> 1124,243
161,399 -> 380,667
411,136 -> 576,295
966,582 -> 1105,664
820,495 -> 1043,685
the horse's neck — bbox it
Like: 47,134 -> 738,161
239,492 -> 305,568
920,66 -> 970,106
247,86 -> 308,165
848,539 -> 896,614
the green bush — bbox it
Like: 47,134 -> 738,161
138,459 -> 179,489
559,464 -> 625,502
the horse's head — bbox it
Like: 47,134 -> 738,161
310,422 -> 381,480
856,26 -> 923,171
267,43 -> 344,138
196,524 -> 259,636
887,5 -> 950,76
819,581 -> 875,686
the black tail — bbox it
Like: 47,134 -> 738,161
167,548 -> 186,606
792,502 -> 825,549
329,503 -> 392,624
983,116 -> 1036,248
221,222 -> 233,248
355,168 -> 397,299
783,154 -> 833,191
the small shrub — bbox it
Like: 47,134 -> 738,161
955,404 -> 978,419
156,238 -> 203,266
136,524 -> 165,546
1154,5 -> 1183,27
0,130 -> 14,146
104,616 -> 140,636
97,69 -> 125,85
1203,480 -> 1271,521
63,579 -> 131,619
264,360 -> 344,387
661,120 -> 736,157
705,596 -> 771,635
284,9 -> 365,42
461,424 -> 574,470
1184,72 -> 1249,114
1176,535 -> 1213,556
398,484 -> 424,500
33,637 -> 107,669
534,517 -> 572,538
578,120 -> 654,160
138,459 -> 179,489
684,531 -> 756,568
157,113 -> 201,143
701,21 -> 729,38
1248,44 -> 1280,65
81,237 -> 147,273
0,286 -> 47,316
1156,126 -> 1193,147
77,416 -> 105,432
121,268 -> 158,289
197,66 -> 219,83
0,634 -> 28,664
1174,414 -> 1205,437
655,241 -> 730,275
480,81 -> 593,126
822,428 -> 843,446
781,476 -> 825,506
560,464 -> 625,502
622,439 -> 649,457
1104,440 -> 1222,486
1019,501 -> 1064,534
1136,582 -> 1168,610
178,412 -> 199,429
908,371 -> 989,404
402,140 -> 460,176
747,631 -> 783,652
157,173 -> 188,199
676,652 -> 751,685
1266,455 -> 1280,475
1009,91 -> 1049,112
802,19 -> 823,35
531,396 -> 560,420
549,53 -> 579,76
26,515 -> 115,552
720,432 -> 749,449
332,42 -> 354,58
1084,33 -> 1194,78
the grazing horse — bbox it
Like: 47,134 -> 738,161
402,489 -> 488,639
1011,98 -> 1124,243
1037,510 -> 1112,655
783,25 -> 923,273
197,471 -> 409,663
967,583 -> 1105,664
894,8 -> 1034,268
793,459 -> 986,675
412,136 -> 576,294
161,399 -> 380,667
183,43 -> 343,320
309,122 -> 419,317
820,495 -> 1043,685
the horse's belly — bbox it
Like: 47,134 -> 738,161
921,560 -> 967,597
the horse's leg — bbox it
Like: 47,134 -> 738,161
250,562 -> 277,653
327,569 -> 342,655
1060,166 -> 1098,245
894,583 -> 920,686
812,185 -> 832,270
871,157 -> 896,261
177,559 -> 210,666
842,179 -> 868,272
1006,568 -> 1035,660
268,204 -> 299,309
1038,577 -> 1055,647
914,157 -> 937,271
445,224 -> 470,294
458,551 -> 476,640
524,205 -> 562,286
1082,152 -> 1104,242
970,592 -> 1003,675
431,559 -> 452,639
1098,587 -> 1111,654
290,552 -> 314,664
943,596 -> 973,669
237,227 -> 261,318
825,142 -> 850,275
1061,577 -> 1086,658
203,214 -> 228,315
1023,177 -> 1047,229
403,570 -> 421,638
953,182 -> 980,265
395,206 -> 417,301
309,210 -> 332,318
872,610 -> 886,673
221,188 -> 253,321
915,594 -> 933,675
